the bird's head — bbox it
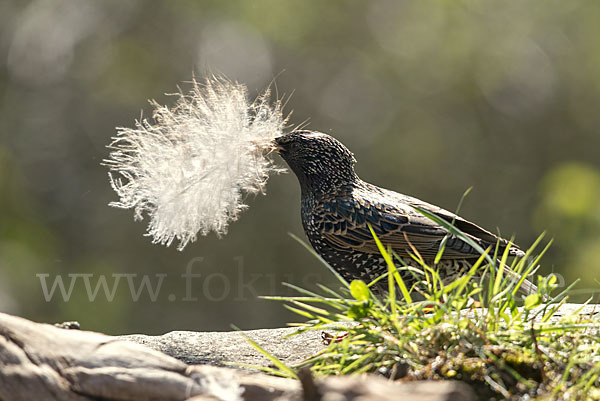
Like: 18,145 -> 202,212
274,130 -> 358,194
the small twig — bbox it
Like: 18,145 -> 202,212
531,321 -> 545,383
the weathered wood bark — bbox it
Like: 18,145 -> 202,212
0,312 -> 477,401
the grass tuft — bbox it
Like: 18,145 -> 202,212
252,213 -> 600,400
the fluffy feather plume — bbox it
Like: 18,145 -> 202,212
105,77 -> 286,250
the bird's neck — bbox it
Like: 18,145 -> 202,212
300,173 -> 360,200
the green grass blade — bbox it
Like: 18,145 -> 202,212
368,224 -> 412,304
290,232 -> 350,288
232,325 -> 298,379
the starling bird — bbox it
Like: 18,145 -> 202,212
274,130 -> 535,294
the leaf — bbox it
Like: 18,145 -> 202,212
347,304 -> 369,319
458,319 -> 470,330
524,293 -> 542,310
350,280 -> 370,302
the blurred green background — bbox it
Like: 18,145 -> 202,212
1,0 -> 599,334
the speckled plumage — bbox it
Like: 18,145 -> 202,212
275,130 -> 534,293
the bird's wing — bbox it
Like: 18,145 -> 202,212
313,187 -> 521,260
399,193 -> 524,257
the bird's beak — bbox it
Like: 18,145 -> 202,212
272,138 -> 285,154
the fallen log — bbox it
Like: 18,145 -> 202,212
0,312 -> 477,401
